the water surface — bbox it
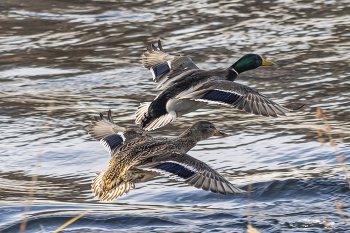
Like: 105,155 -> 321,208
1,0 -> 350,232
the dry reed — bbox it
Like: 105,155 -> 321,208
19,104 -> 53,232
52,210 -> 92,233
315,107 -> 350,186
18,104 -> 93,232
246,184 -> 262,233
316,107 -> 350,227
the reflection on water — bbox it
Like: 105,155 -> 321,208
0,0 -> 350,232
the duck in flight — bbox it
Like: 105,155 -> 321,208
87,110 -> 250,201
136,40 -> 302,131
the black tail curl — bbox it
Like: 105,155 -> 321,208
292,104 -> 305,111
140,112 -> 152,129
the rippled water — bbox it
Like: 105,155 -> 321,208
1,0 -> 350,232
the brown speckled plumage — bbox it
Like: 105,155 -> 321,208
87,110 -> 250,202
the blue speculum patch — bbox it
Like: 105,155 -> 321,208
202,90 -> 240,104
155,162 -> 195,179
103,134 -> 124,152
152,63 -> 170,79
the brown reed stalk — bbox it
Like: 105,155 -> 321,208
18,105 -> 92,233
315,107 -> 350,188
316,107 -> 350,227
246,183 -> 262,233
19,104 -> 53,233
52,210 -> 92,233
324,219 -> 333,231
335,200 -> 350,226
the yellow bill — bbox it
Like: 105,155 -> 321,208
261,59 -> 274,66
214,130 -> 229,137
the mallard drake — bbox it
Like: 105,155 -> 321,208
136,40 -> 301,131
87,110 -> 249,201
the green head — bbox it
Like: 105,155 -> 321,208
231,54 -> 274,74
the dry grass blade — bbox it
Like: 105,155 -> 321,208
335,200 -> 343,212
324,219 -> 332,231
326,125 -> 334,132
317,129 -> 323,137
329,138 -> 337,147
19,104 -> 54,233
315,107 -> 327,118
52,210 -> 92,233
19,172 -> 39,233
246,183 -> 252,226
335,200 -> 350,225
247,224 -> 262,233
316,107 -> 350,227
315,107 -> 350,188
315,108 -> 350,226
246,183 -> 262,233
318,138 -> 326,146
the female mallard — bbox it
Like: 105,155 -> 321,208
87,110 -> 249,201
136,40 -> 301,131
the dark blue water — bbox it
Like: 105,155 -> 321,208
1,0 -> 350,232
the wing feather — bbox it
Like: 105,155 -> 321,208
137,151 -> 247,195
88,110 -> 150,156
142,40 -> 199,89
184,80 -> 292,117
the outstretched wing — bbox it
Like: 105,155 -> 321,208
177,80 -> 295,117
137,151 -> 247,195
86,110 -> 150,156
142,40 -> 200,89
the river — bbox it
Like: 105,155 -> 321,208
0,0 -> 350,232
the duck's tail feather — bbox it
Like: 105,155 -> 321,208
142,111 -> 176,131
135,102 -> 151,125
91,170 -> 135,202
135,102 -> 176,131
291,104 -> 305,111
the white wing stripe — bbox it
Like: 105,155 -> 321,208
100,138 -> 112,154
117,132 -> 126,141
167,160 -> 198,173
150,68 -> 156,80
167,60 -> 172,69
212,89 -> 243,96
